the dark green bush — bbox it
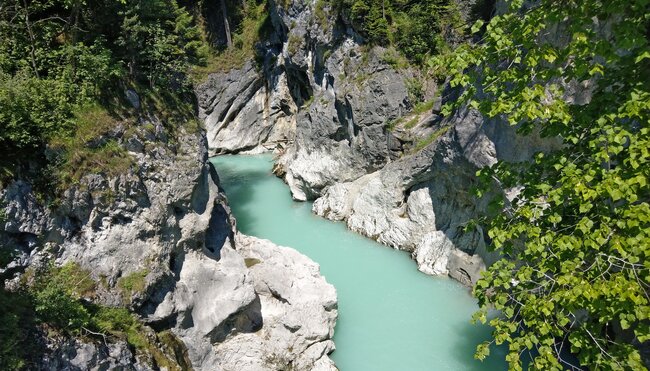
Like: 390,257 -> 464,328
332,0 -> 466,64
0,0 -> 205,183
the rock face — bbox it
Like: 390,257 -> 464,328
1,111 -> 338,369
313,107 -> 561,285
196,0 -> 415,200
210,234 -> 337,371
194,0 -> 561,286
195,61 -> 298,156
40,338 -> 145,370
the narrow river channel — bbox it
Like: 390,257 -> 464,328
211,154 -> 506,371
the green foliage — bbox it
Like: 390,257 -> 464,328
385,118 -> 401,132
91,305 -> 189,369
385,100 -> 435,132
94,306 -> 148,348
413,100 -> 435,115
34,281 -> 92,332
315,0 -> 329,29
0,262 -> 185,369
443,0 -> 650,369
0,288 -> 36,370
411,126 -> 449,153
406,78 -> 425,103
31,262 -> 97,333
287,33 -> 304,55
381,47 -> 410,69
115,0 -> 206,88
404,117 -> 420,130
48,105 -> 135,189
191,0 -> 271,81
0,0 -> 204,183
118,269 -> 150,300
332,0 -> 465,64
0,71 -> 75,170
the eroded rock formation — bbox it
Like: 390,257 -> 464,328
1,114 -> 337,370
196,0 -> 560,286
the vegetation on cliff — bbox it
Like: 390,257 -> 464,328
0,1 -> 205,368
442,0 -> 650,369
331,0 -> 475,64
190,0 -> 272,81
0,0 -> 206,187
0,263 -> 188,370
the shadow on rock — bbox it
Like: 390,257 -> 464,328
208,294 -> 263,343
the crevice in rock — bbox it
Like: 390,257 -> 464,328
205,201 -> 232,260
111,214 -> 133,225
452,267 -> 471,287
285,65 -> 313,107
190,166 -> 209,215
208,295 -> 263,344
269,287 -> 290,305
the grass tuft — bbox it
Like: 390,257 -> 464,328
411,126 -> 450,153
117,269 -> 149,300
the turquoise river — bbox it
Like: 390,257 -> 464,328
211,154 -> 507,371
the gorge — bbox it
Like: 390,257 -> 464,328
212,154 -> 507,370
0,0 -> 647,370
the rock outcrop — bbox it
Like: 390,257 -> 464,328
196,0 -> 416,200
1,111 -> 338,369
312,107 -> 561,285
196,61 -> 298,156
193,0 -> 554,286
210,234 -> 337,371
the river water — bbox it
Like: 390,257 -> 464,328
211,154 -> 506,371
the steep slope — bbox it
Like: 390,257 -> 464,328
1,100 -> 337,370
195,0 -> 559,286
196,0 -> 415,201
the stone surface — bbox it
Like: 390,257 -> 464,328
195,61 -> 298,156
1,110 -> 338,369
209,234 -> 338,371
41,338 -> 146,371
313,106 -> 561,285
197,0 -> 414,200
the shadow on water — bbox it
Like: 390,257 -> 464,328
451,320 -> 508,371
210,159 -> 272,234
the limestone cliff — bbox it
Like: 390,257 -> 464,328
1,104 -> 337,370
195,0 -> 416,201
195,0 -> 560,286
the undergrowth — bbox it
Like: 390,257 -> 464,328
411,126 -> 450,153
190,1 -> 272,82
118,269 -> 150,302
1,262 -> 186,370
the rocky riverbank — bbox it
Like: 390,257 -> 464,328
195,0 -> 560,286
1,109 -> 337,370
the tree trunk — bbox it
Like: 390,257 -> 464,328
220,0 -> 232,48
21,0 -> 39,78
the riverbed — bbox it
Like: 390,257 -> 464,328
211,154 -> 506,371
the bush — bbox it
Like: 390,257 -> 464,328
0,289 -> 36,370
333,0 -> 466,64
0,0 -> 205,185
411,126 -> 449,153
190,0 -> 271,81
0,262 -> 186,369
30,262 -> 97,333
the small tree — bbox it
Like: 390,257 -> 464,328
441,0 -> 650,369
